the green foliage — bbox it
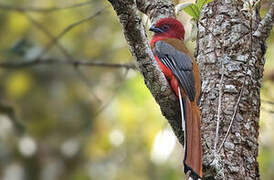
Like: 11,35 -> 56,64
176,0 -> 214,20
197,0 -> 214,10
182,3 -> 200,20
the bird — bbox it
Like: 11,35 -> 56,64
149,17 -> 202,180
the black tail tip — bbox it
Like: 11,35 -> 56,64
184,163 -> 202,180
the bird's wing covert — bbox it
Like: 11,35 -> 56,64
154,41 -> 196,101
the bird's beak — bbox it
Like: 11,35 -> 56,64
149,26 -> 164,33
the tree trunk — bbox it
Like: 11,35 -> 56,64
108,0 -> 274,179
197,1 -> 268,179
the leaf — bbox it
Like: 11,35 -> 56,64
183,4 -> 200,20
176,2 -> 200,20
197,0 -> 214,11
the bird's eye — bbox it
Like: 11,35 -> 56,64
162,24 -> 170,31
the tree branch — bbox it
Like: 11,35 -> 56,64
107,0 -> 185,145
0,58 -> 135,70
136,0 -> 175,24
36,5 -> 109,59
0,1 -> 93,12
19,10 -> 111,103
253,2 -> 274,40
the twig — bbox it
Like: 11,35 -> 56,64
198,20 -> 225,152
253,2 -> 274,40
214,61 -> 224,152
0,58 -> 136,69
4,11 -> 133,71
20,12 -> 73,59
20,11 -> 111,103
35,5 -> 109,60
217,79 -> 245,153
5,5 -> 107,66
3,11 -> 132,72
0,1 -> 93,12
21,8 -> 126,104
217,2 -> 255,152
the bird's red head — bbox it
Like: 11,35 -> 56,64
150,18 -> 185,46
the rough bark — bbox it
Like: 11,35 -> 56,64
198,1 -> 273,179
108,0 -> 274,179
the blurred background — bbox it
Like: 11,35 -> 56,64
0,0 -> 273,180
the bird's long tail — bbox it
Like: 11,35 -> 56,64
178,87 -> 202,180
